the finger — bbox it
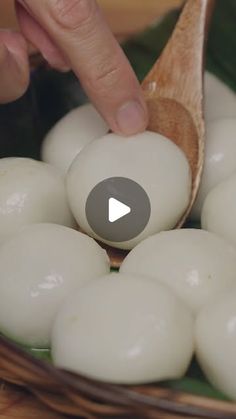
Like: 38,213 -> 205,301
16,2 -> 70,72
16,0 -> 148,135
0,30 -> 29,104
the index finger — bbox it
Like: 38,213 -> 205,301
17,0 -> 148,135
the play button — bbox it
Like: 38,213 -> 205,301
85,177 -> 151,243
108,198 -> 131,223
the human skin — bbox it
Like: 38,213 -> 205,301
0,0 -> 148,136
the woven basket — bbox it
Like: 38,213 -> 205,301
1,51 -> 236,419
0,334 -> 235,418
1,2 -> 236,417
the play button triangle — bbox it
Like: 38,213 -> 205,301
108,197 -> 131,223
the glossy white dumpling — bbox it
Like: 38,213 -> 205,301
67,131 -> 191,249
0,223 -> 109,347
41,104 -> 109,174
120,229 -> 236,314
202,173 -> 236,246
205,72 -> 236,122
52,274 -> 194,384
191,118 -> 236,220
0,157 -> 75,244
196,289 -> 236,400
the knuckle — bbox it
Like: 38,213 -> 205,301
49,0 -> 95,31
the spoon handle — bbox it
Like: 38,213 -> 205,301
142,0 -> 215,113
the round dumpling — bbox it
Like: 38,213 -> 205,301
120,229 -> 236,314
196,288 -> 236,400
0,157 -> 75,244
205,72 -> 236,122
202,173 -> 236,246
67,131 -> 191,249
52,273 -> 194,384
0,223 -> 109,347
41,104 -> 108,174
191,118 -> 236,220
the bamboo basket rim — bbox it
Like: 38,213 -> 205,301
0,334 -> 235,418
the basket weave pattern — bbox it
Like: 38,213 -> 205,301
0,335 -> 235,418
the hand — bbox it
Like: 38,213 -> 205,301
0,0 -> 148,135
0,30 -> 29,104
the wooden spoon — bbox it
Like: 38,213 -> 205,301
108,0 -> 215,268
142,0 -> 215,225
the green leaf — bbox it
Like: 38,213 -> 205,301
162,358 -> 230,401
164,377 -> 229,401
25,347 -> 52,362
110,267 -> 119,272
123,1 -> 236,93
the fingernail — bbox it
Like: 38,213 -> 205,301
116,100 -> 148,136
